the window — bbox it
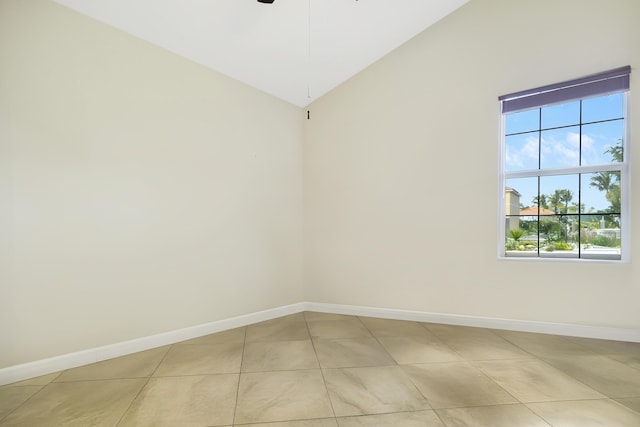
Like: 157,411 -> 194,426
499,66 -> 630,261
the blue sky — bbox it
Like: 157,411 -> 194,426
504,93 -> 624,213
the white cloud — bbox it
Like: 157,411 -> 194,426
539,131 -> 581,167
505,136 -> 538,169
568,131 -> 594,151
522,137 -> 538,159
506,132 -> 596,170
567,132 -> 580,146
552,141 -> 579,164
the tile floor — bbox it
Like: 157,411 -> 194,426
1,312 -> 640,426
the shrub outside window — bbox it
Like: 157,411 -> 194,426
499,67 -> 630,261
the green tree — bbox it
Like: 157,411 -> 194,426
607,141 -> 623,162
608,184 -> 621,213
590,171 -> 620,212
570,202 -> 585,214
549,190 -> 563,214
532,194 -> 549,209
590,172 -> 614,195
589,140 -> 622,213
558,189 -> 573,214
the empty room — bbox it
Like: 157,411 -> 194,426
1,0 -> 639,426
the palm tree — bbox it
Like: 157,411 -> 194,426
607,140 -> 623,162
590,165 -> 621,214
590,172 -> 614,195
589,140 -> 623,214
558,189 -> 573,214
548,191 -> 563,214
570,201 -> 585,214
532,194 -> 549,210
607,184 -> 621,213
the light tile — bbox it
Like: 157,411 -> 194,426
566,336 -> 640,370
307,319 -> 372,339
358,317 -> 430,337
313,338 -> 395,368
246,316 -> 310,342
0,379 -> 145,427
0,386 -> 41,421
235,370 -> 334,424
474,359 -> 604,402
527,399 -> 640,426
436,404 -> 550,427
175,326 -> 246,346
5,314 -> 638,427
118,374 -> 238,427
337,411 -> 444,426
5,372 -> 61,387
615,398 -> 640,414
241,419 -> 338,427
496,330 -> 595,359
542,353 -> 640,398
324,366 -> 430,416
55,346 -> 169,382
427,325 -> 531,361
377,335 -> 463,364
402,362 -> 517,409
242,340 -> 319,372
153,342 -> 242,376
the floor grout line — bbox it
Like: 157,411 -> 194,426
113,344 -> 173,427
230,326 -> 248,426
304,312 -> 339,422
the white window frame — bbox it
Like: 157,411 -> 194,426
498,68 -> 631,263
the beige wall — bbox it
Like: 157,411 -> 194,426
2,0 -> 639,371
304,0 -> 640,329
0,0 -> 303,368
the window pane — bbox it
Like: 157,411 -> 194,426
505,216 -> 520,238
519,216 -> 540,244
582,93 -> 624,123
539,216 -> 561,243
581,214 -> 621,258
541,100 -> 580,129
505,108 -> 539,135
505,215 -> 538,255
540,175 -> 579,214
506,177 -> 537,215
581,120 -> 624,165
505,132 -> 539,171
539,215 -> 579,258
581,172 -> 621,214
540,127 -> 580,169
581,214 -> 621,232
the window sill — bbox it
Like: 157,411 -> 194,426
501,249 -> 623,262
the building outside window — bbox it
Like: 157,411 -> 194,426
499,67 -> 630,261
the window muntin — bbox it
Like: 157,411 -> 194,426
500,68 -> 629,261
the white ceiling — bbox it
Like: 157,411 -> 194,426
52,0 -> 469,107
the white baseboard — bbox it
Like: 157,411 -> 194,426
305,302 -> 640,343
2,301 -> 638,386
0,302 -> 305,386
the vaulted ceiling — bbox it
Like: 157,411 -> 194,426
52,0 -> 469,107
